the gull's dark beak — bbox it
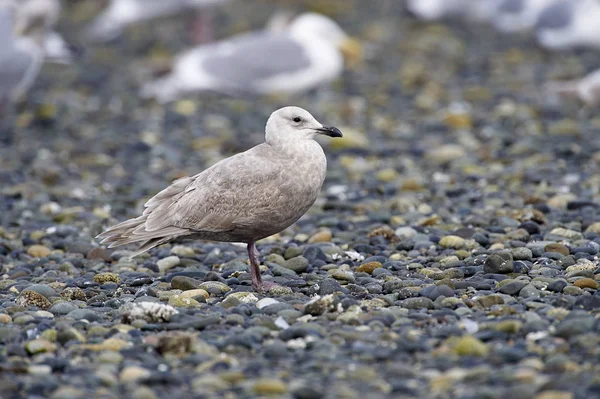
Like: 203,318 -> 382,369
315,125 -> 343,138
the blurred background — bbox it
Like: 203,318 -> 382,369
2,0 -> 600,227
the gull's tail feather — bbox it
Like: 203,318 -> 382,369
97,215 -> 189,257
96,215 -> 146,242
128,236 -> 178,258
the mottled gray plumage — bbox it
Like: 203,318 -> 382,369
201,33 -> 312,91
97,106 -> 343,291
536,1 -> 572,29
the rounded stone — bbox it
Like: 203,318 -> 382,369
439,235 -> 465,249
308,229 -> 332,243
170,245 -> 196,257
67,309 -> 102,321
512,247 -> 532,261
16,290 -> 51,310
198,281 -> 231,294
25,284 -> 56,298
49,302 -> 78,315
498,280 -> 528,295
284,256 -> 309,273
483,253 -> 514,274
120,366 -> 151,383
573,278 -> 598,290
170,276 -> 201,290
453,335 -> 489,357
563,286 -> 583,295
27,245 -> 52,258
25,339 -> 56,355
226,292 -> 258,303
253,379 -> 287,395
93,273 -> 120,284
178,289 -> 209,300
356,261 -> 383,274
168,295 -> 201,307
157,256 -> 181,272
544,243 -> 570,256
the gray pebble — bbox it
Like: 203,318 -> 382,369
49,302 -> 78,315
25,284 -> 56,298
484,252 -> 514,274
284,256 -> 309,273
66,309 -> 102,322
498,281 -> 528,295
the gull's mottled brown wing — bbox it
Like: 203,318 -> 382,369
143,143 -> 285,234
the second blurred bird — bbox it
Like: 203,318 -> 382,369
0,0 -> 76,108
139,12 -> 362,102
85,0 -> 234,43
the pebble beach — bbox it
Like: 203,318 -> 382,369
1,1 -> 600,398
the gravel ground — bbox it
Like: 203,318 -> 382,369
1,1 -> 600,398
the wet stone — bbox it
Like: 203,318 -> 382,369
547,280 -> 568,293
318,278 -> 345,295
170,276 -> 201,290
420,284 -> 454,300
484,252 -> 514,274
25,284 -> 56,298
284,256 -> 309,273
498,280 -> 528,295
49,302 -> 78,315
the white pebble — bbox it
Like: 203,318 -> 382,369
256,298 -> 279,309
157,256 -> 180,272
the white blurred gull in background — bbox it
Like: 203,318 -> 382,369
140,12 -> 361,102
85,0 -> 233,43
0,3 -> 44,107
535,0 -> 600,50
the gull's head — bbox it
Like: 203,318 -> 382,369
265,106 -> 342,145
289,13 -> 362,64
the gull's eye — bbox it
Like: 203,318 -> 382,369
293,117 -> 302,123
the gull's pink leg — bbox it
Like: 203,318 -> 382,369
247,241 -> 262,291
247,241 -> 279,292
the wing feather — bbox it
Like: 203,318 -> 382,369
96,143 -> 283,255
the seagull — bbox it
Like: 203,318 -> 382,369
0,0 -> 76,107
84,0 -> 232,43
535,0 -> 600,50
0,4 -> 45,107
140,12 -> 362,102
97,106 -> 343,292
